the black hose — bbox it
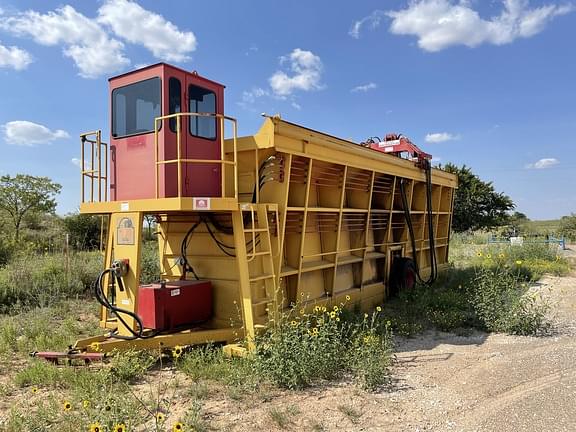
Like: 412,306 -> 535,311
93,268 -> 158,340
399,160 -> 438,286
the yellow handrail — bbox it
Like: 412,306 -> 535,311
80,130 -> 108,203
153,112 -> 238,199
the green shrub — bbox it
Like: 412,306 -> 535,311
140,240 -> 160,284
471,267 -> 550,335
254,304 -> 393,390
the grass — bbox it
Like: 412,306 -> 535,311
0,237 -> 571,429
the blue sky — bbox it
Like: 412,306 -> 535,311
0,0 -> 574,219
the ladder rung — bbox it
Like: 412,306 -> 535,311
245,228 -> 269,233
249,273 -> 275,282
252,297 -> 273,307
248,251 -> 271,257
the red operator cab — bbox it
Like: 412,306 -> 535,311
109,63 -> 225,200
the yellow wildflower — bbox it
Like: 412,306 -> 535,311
300,308 -> 305,315
173,422 -> 184,432
156,412 -> 166,422
515,260 -> 523,265
31,387 -> 38,394
477,252 -> 483,257
113,424 -> 126,432
314,306 -> 321,313
172,345 -> 184,358
63,401 -> 72,412
333,306 -> 339,312
336,317 -> 340,322
486,254 -> 492,259
82,400 -> 90,409
498,253 -> 505,258
345,295 -> 351,301
329,311 -> 336,319
376,306 -> 382,312
89,423 -> 102,432
290,320 -> 298,326
364,313 -> 368,319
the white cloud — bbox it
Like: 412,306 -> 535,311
0,41 -> 32,70
70,157 -> 89,167
351,82 -> 378,93
291,101 -> 302,110
0,5 -> 129,78
425,132 -> 460,143
97,0 -> 196,62
2,120 -> 70,146
525,158 -> 559,169
349,10 -> 387,39
386,0 -> 574,52
269,48 -> 324,96
242,87 -> 269,104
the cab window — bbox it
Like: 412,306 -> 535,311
112,77 -> 161,137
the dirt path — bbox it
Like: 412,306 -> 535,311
209,271 -> 576,432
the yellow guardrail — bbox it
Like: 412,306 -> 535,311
80,130 -> 108,203
153,112 -> 238,199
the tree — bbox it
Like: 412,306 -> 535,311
508,211 -> 529,225
0,174 -> 62,242
63,213 -> 102,250
443,164 -> 514,232
559,214 -> 576,241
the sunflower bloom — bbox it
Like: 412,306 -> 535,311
290,320 -> 298,326
31,387 -> 38,394
173,422 -> 184,432
329,311 -> 336,319
477,252 -> 483,257
172,345 -> 184,358
333,306 -> 339,312
498,253 -> 505,258
376,306 -> 382,312
486,254 -> 492,259
345,295 -> 351,301
113,424 -> 127,432
63,401 -> 72,412
314,306 -> 321,313
89,423 -> 102,432
156,412 -> 166,422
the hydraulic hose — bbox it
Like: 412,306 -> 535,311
399,160 -> 438,286
93,268 -> 157,340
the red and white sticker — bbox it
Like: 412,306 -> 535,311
193,198 -> 211,210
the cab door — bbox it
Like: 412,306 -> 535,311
184,74 -> 223,197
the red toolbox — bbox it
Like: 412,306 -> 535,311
137,280 -> 212,330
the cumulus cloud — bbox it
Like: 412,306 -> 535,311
269,48 -> 324,96
0,1 -> 197,77
387,0 -> 574,51
2,120 -> 70,146
349,10 -> 387,39
0,5 -> 129,78
0,41 -> 32,70
525,158 -> 559,169
425,132 -> 460,143
351,82 -> 378,93
242,87 -> 269,104
97,0 -> 196,62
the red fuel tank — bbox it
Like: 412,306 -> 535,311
137,280 -> 213,331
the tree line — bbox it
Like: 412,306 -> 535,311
0,168 -> 574,265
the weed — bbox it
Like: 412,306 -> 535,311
108,349 -> 156,384
268,405 -> 299,429
338,404 -> 362,424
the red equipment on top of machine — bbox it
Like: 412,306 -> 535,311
362,134 -> 432,168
